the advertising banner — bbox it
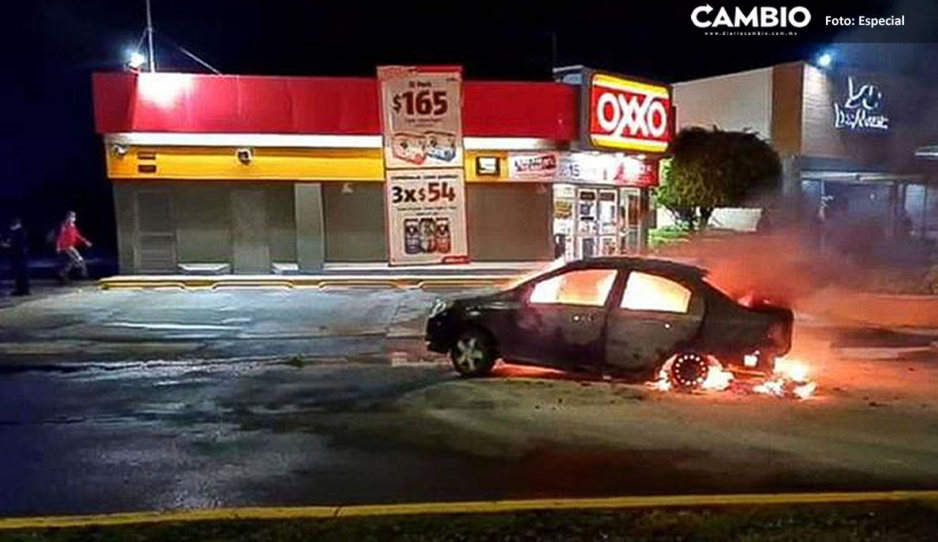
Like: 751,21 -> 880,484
508,152 -> 659,187
378,66 -> 468,265
386,169 -> 469,265
378,66 -> 465,169
507,152 -> 559,180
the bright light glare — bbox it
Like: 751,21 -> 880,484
127,50 -> 147,69
529,269 -> 616,306
817,52 -> 833,68
138,72 -> 194,108
775,357 -> 809,383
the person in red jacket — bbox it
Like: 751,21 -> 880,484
56,211 -> 92,283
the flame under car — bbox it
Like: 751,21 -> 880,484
425,258 -> 793,389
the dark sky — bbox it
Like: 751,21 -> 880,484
5,0 -> 938,251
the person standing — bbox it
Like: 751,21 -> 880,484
2,217 -> 30,296
56,211 -> 92,283
9,218 -> 30,296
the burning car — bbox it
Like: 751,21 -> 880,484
425,257 -> 793,390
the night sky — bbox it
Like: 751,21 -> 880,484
6,0 -> 938,253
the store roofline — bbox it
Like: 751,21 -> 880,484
673,61 -> 804,87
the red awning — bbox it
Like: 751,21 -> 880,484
93,72 -> 578,140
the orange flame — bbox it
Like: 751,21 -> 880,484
646,356 -> 733,393
647,355 -> 816,400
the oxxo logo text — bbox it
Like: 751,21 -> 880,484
691,5 -> 811,28
588,74 -> 670,153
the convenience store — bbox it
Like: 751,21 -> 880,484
92,67 -> 671,273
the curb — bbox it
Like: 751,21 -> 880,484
833,346 -> 938,360
4,490 -> 938,530
98,275 -> 513,291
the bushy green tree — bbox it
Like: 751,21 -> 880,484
656,127 -> 781,230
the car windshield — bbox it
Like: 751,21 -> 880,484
702,275 -> 738,298
501,257 -> 567,291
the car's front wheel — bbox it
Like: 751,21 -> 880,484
450,329 -> 497,377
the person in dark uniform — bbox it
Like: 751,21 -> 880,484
4,217 -> 30,296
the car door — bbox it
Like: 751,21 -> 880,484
605,270 -> 705,373
510,267 -> 618,370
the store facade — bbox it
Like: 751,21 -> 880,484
673,62 -> 938,251
93,68 -> 670,274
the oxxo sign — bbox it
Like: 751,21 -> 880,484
586,73 -> 671,153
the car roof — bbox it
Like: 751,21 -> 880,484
563,256 -> 708,281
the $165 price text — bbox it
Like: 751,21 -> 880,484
391,89 -> 449,116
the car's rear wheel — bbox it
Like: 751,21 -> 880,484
668,352 -> 710,390
450,329 -> 497,377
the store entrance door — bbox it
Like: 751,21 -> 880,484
620,188 -> 644,254
553,184 -> 621,260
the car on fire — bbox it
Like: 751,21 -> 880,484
426,257 -> 793,389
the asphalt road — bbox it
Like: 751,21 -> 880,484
2,347 -> 938,517
1,287 -> 937,517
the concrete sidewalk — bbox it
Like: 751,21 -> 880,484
99,273 -> 516,291
98,261 -> 544,290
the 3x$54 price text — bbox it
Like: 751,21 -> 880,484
391,182 -> 457,204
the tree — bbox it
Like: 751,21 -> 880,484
656,127 -> 782,230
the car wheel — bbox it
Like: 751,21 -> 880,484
668,352 -> 710,390
450,329 -> 496,377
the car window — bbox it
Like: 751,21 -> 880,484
620,271 -> 691,313
529,269 -> 617,307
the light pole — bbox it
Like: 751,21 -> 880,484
145,0 -> 156,72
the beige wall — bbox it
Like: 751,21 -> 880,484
673,67 -> 773,138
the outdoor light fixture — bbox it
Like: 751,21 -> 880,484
127,50 -> 147,70
110,144 -> 129,158
236,148 -> 253,164
816,51 -> 834,68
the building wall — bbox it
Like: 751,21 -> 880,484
800,64 -> 927,171
322,182 -> 388,262
114,181 -> 297,273
174,183 -> 233,264
673,67 -> 773,138
770,62 -> 805,157
467,183 -> 552,261
801,64 -> 849,159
